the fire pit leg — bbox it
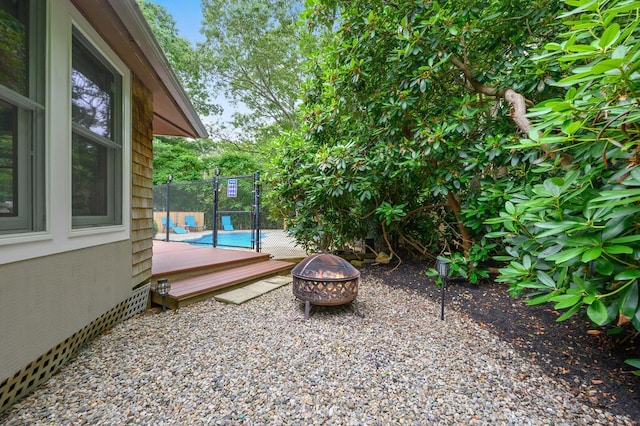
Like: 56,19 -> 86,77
352,300 -> 364,318
304,300 -> 311,320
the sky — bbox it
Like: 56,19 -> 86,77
150,0 -> 205,45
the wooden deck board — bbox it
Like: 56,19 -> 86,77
152,241 -> 270,276
150,241 -> 295,308
167,260 -> 293,299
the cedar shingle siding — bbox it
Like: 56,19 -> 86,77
131,75 -> 154,287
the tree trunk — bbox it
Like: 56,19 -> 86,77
446,191 -> 472,257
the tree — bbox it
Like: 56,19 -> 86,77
199,0 -> 309,143
268,0 -> 640,373
153,137 -> 206,185
138,1 -> 219,117
269,0 -> 564,273
486,0 -> 640,335
207,151 -> 259,177
138,2 -> 219,185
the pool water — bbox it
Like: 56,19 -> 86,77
185,232 -> 264,248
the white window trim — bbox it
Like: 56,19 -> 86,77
0,0 -> 131,264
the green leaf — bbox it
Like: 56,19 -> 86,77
564,235 -> 599,247
603,245 -> 633,255
520,282 -> 557,290
539,244 -> 563,258
598,23 -> 620,49
608,234 -> 640,244
562,121 -> 582,135
607,327 -> 624,336
485,231 -> 509,238
592,189 -> 640,202
535,222 -> 582,238
587,299 -> 609,325
581,246 -> 602,262
557,266 -> 568,286
615,270 -> 640,280
565,44 -> 597,53
602,216 -> 632,241
611,45 -> 629,59
591,58 -> 623,74
547,247 -> 587,264
544,42 -> 563,51
505,201 -> 515,214
594,257 -> 615,276
620,282 -> 639,319
526,292 -> 555,306
626,358 -> 640,369
557,301 -> 584,322
552,293 -> 582,309
554,72 -> 600,87
561,0 -> 599,17
536,270 -> 557,288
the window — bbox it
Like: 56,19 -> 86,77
0,0 -> 45,234
71,29 -> 122,228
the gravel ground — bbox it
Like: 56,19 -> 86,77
1,277 -> 635,425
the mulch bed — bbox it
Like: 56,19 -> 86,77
360,259 -> 640,421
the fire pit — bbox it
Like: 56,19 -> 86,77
291,253 -> 362,320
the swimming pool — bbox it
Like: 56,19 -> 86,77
184,232 -> 265,248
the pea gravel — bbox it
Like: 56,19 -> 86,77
1,277 -> 635,425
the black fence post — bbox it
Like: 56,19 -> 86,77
254,171 -> 261,253
212,168 -> 219,248
165,174 -> 173,242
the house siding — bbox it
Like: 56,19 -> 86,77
131,75 -> 154,288
0,77 -> 155,416
0,241 -> 132,412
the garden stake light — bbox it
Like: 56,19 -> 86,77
156,278 -> 171,312
436,259 -> 450,321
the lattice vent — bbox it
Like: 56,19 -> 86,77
0,284 -> 150,415
124,283 -> 151,319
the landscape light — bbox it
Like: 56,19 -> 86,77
436,259 -> 450,321
156,278 -> 171,312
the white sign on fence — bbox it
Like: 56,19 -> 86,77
227,179 -> 237,197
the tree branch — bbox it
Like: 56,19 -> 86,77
449,55 -> 571,164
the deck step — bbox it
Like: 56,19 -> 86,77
150,259 -> 294,309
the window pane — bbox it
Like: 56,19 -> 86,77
71,30 -> 122,229
0,100 -> 17,216
0,0 -> 43,235
0,3 -> 29,95
72,133 -> 107,217
72,39 -> 114,139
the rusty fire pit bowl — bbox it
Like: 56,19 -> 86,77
291,253 -> 362,319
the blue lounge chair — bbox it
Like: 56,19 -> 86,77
161,217 -> 188,234
221,215 -> 234,231
184,215 -> 203,231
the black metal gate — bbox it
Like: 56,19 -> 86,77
154,170 -> 261,251
212,169 -> 261,251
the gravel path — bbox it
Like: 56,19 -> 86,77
1,278 -> 634,425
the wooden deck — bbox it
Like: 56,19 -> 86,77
151,241 -> 295,309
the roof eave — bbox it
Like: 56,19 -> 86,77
72,0 -> 208,139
